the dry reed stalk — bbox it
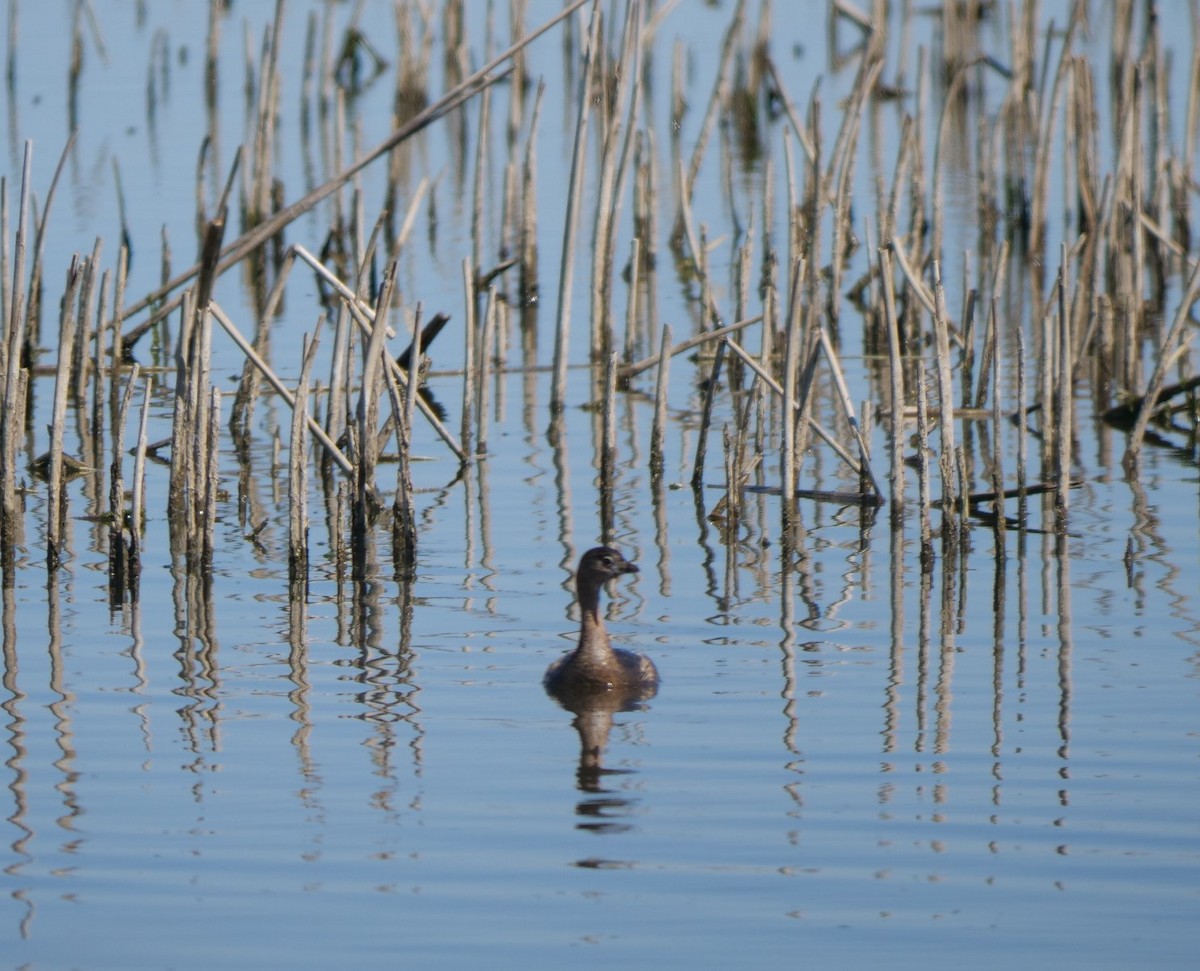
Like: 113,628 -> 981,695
958,281 -> 977,411
246,1 -> 285,229
988,298 -> 1005,547
762,55 -> 816,166
46,256 -> 84,569
780,265 -> 803,535
201,387 -> 221,570
1185,44 -> 1200,235
519,79 -> 545,311
680,0 -> 744,216
816,327 -> 882,497
167,293 -> 195,553
590,0 -> 641,361
882,116 -> 915,258
635,128 -> 661,323
21,136 -> 76,359
691,338 -> 728,489
1,143 -> 33,554
973,239 -> 1009,409
549,0 -> 601,415
826,56 -> 882,325
1054,250 -> 1072,523
1124,256 -> 1200,470
623,236 -> 641,365
1029,10 -> 1082,259
915,368 -> 932,562
74,237 -> 103,411
383,314 -> 418,579
600,351 -> 618,539
0,178 -> 7,337
107,363 -> 137,597
127,373 -> 150,551
649,324 -> 672,481
290,331 -> 321,581
470,83 -> 490,289
357,262 -> 396,477
930,261 -> 959,529
675,158 -> 722,328
887,238 -> 936,317
878,247 -> 905,521
476,287 -> 497,455
88,267 -> 111,512
1015,327 -> 1028,519
460,260 -> 477,457
1036,285 -> 1057,481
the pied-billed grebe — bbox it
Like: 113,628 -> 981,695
543,546 -> 658,693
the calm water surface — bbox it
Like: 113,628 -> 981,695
1,2 -> 1198,968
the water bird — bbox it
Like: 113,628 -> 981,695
543,546 -> 658,694
396,312 -> 451,420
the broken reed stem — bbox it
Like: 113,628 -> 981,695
879,247 -> 905,522
916,368 -> 933,562
47,255 -> 85,570
108,362 -> 140,600
600,350 -> 618,540
930,260 -> 959,531
550,0 -> 600,416
1015,327 -> 1028,519
1,141 -> 33,554
476,287 -> 496,456
460,259 -> 477,457
623,236 -> 641,365
383,310 -> 419,578
201,387 -> 221,571
290,328 -> 321,580
1055,250 -> 1072,523
519,80 -> 545,308
989,298 -> 1006,548
355,260 -> 397,500
649,323 -> 672,481
131,375 -> 152,561
780,261 -> 803,534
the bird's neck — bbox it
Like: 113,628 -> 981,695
576,585 -> 612,656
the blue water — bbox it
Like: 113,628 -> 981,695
2,2 -> 1198,969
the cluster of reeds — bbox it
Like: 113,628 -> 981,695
2,0 -> 1198,613
0,137 -> 155,601
611,0 -> 1200,571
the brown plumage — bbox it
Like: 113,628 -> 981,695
543,547 -> 658,694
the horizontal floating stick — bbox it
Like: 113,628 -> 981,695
620,314 -> 762,378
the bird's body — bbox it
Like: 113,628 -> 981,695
543,547 -> 658,694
